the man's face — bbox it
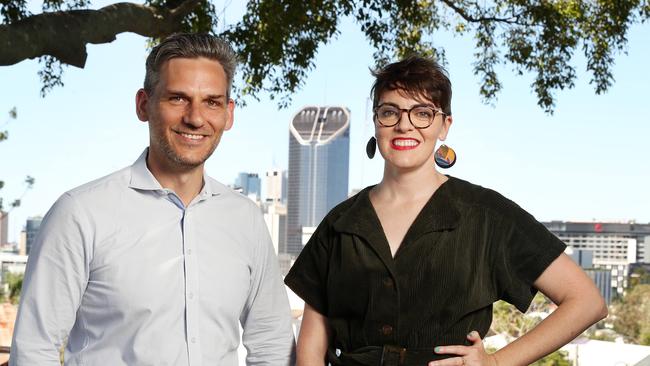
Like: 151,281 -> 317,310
136,57 -> 234,171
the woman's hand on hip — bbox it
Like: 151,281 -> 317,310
429,331 -> 497,366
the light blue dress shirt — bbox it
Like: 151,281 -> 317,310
10,149 -> 295,365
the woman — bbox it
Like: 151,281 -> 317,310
284,56 -> 607,366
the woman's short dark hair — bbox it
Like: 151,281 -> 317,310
371,56 -> 452,115
144,33 -> 238,98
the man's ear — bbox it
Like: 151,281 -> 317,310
135,89 -> 150,122
224,98 -> 235,131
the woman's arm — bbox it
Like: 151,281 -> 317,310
493,253 -> 608,364
431,253 -> 608,366
297,303 -> 332,366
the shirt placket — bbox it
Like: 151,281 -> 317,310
182,205 -> 202,366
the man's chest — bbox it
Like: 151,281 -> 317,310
83,207 -> 254,321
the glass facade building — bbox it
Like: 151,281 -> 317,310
285,106 -> 350,255
235,172 -> 261,200
25,216 -> 43,255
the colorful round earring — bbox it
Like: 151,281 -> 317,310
434,144 -> 456,169
366,137 -> 377,159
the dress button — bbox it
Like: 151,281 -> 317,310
382,277 -> 394,288
381,324 -> 393,336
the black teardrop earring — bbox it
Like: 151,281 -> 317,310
434,144 -> 457,169
366,137 -> 377,159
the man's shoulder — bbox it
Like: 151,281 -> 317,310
64,165 -> 132,201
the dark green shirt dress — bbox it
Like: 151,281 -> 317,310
285,176 -> 566,366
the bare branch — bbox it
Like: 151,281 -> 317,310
440,0 -> 524,25
0,0 -> 201,67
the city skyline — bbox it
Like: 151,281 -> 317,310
1,7 -> 649,242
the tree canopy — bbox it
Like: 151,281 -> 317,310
612,284 -> 650,345
1,0 -> 648,112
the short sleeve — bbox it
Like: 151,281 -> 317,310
496,202 -> 566,313
284,221 -> 332,315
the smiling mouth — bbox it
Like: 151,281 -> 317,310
175,131 -> 207,141
391,138 -> 419,150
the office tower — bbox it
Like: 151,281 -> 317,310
263,203 -> 287,256
544,221 -> 650,297
235,172 -> 261,201
266,169 -> 287,204
286,106 -> 350,255
0,211 -> 7,247
25,216 -> 43,255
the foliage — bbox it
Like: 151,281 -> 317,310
0,108 -> 35,212
530,350 -> 571,366
1,0 -> 648,113
490,292 -> 552,338
629,267 -> 650,289
4,272 -> 24,304
611,284 -> 650,345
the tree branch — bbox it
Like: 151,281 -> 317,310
0,0 -> 201,67
440,0 -> 524,25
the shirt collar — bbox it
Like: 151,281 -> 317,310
333,176 -> 460,238
128,148 -> 226,199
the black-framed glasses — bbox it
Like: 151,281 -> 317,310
373,103 -> 444,129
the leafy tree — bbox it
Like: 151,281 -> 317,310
612,284 -> 650,345
490,293 -> 553,338
629,267 -> 650,289
1,0 -> 649,112
0,108 -> 35,214
4,272 -> 24,304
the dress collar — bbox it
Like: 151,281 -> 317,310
333,177 -> 460,242
331,177 -> 460,274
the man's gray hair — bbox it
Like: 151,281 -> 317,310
144,33 -> 238,97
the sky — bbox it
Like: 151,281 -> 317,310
1,3 -> 649,242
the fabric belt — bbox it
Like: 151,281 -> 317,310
328,345 -> 452,366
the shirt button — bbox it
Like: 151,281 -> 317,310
382,277 -> 394,288
187,249 -> 192,255
188,292 -> 194,299
381,325 -> 393,336
191,337 -> 197,343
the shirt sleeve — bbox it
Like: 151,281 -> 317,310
239,206 -> 296,366
10,193 -> 92,366
495,200 -> 566,313
283,220 -> 331,315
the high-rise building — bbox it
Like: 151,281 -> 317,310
25,216 -> 43,255
265,169 -> 287,204
263,202 -> 287,255
0,211 -> 8,247
235,172 -> 261,201
285,106 -> 350,255
543,221 -> 650,297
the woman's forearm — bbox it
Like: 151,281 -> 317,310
494,254 -> 607,365
493,294 -> 606,365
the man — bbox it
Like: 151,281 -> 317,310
10,33 -> 295,365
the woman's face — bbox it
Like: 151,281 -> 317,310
375,89 -> 452,171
